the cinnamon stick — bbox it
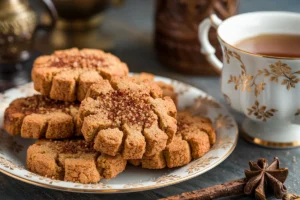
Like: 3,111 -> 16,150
159,178 -> 246,200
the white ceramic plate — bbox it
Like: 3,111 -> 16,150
0,76 -> 238,193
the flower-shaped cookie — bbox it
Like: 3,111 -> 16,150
132,72 -> 178,106
78,77 -> 177,160
32,48 -> 128,102
27,139 -> 127,183
4,95 -> 80,139
129,112 -> 216,169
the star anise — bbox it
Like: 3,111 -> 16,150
244,157 -> 288,200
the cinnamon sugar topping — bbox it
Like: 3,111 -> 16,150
48,49 -> 114,69
17,95 -> 79,115
98,90 -> 156,127
50,54 -> 106,69
55,140 -> 96,154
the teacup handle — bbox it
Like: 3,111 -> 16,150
198,14 -> 223,73
38,0 -> 58,30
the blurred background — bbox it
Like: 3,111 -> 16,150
1,1 -> 300,199
1,0 -> 300,91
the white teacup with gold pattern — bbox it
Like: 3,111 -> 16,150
199,11 -> 300,148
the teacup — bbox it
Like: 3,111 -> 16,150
199,12 -> 300,148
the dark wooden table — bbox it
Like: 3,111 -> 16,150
1,0 -> 300,199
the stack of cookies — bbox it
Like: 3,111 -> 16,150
3,48 -> 216,184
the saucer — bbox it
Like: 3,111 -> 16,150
0,76 -> 238,193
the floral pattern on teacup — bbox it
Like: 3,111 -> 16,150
224,47 -> 300,121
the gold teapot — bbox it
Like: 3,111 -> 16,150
51,0 -> 124,30
36,0 -> 124,51
0,0 -> 57,71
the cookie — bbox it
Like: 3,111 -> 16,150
132,72 -> 178,106
78,76 -> 177,160
97,153 -> 127,180
156,81 -> 178,107
176,111 -> 216,159
128,112 -> 216,169
4,95 -> 80,139
27,139 -> 127,183
163,133 -> 192,168
32,48 -> 129,102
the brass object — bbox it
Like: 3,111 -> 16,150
37,0 -> 124,51
51,0 -> 124,30
155,0 -> 238,75
51,0 -> 109,30
0,0 -> 37,65
0,0 -> 57,72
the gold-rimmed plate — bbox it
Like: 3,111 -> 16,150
0,75 -> 238,193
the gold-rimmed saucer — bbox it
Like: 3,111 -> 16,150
0,75 -> 238,193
